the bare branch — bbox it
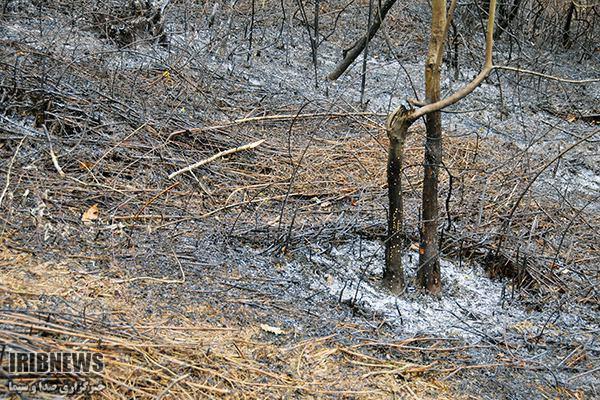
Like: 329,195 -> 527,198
0,137 -> 26,208
493,65 -> 600,84
169,139 -> 265,179
412,66 -> 493,119
408,0 -> 497,120
399,0 -> 598,121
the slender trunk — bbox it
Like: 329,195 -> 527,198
563,1 -> 575,48
384,0 -> 497,295
313,0 -> 319,86
247,0 -> 255,61
360,0 -> 374,106
417,0 -> 446,295
383,107 -> 413,293
418,111 -> 442,294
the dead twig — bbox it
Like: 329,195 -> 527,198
168,139 -> 265,179
0,137 -> 26,208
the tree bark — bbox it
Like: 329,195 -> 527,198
383,0 -> 500,295
383,106 -> 414,293
417,0 -> 446,295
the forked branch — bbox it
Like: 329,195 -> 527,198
409,0 -> 497,120
401,0 -> 598,121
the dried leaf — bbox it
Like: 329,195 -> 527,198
79,161 -> 93,170
82,204 -> 99,224
511,320 -> 535,334
326,274 -> 334,287
260,324 -> 286,335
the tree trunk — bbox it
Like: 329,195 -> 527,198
384,0 -> 498,295
562,1 -> 575,48
383,106 -> 413,293
417,0 -> 445,295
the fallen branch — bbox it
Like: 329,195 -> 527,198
49,147 -> 65,177
168,139 -> 265,179
328,0 -> 398,80
166,111 -> 384,141
0,137 -> 26,208
45,126 -> 65,177
134,181 -> 180,218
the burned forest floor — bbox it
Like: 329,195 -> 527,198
1,1 -> 599,399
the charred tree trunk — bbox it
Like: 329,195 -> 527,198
417,0 -> 445,295
563,1 -> 575,48
418,113 -> 442,294
383,106 -> 414,293
383,0 -> 498,295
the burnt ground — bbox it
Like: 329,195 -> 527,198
0,1 -> 599,399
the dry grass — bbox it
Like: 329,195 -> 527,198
0,243 -> 475,399
0,120 -> 596,398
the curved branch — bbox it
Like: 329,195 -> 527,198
398,0 -> 598,122
412,65 -> 493,119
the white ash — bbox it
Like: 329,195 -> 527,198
292,240 -> 596,343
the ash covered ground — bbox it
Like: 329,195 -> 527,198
1,0 -> 599,398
